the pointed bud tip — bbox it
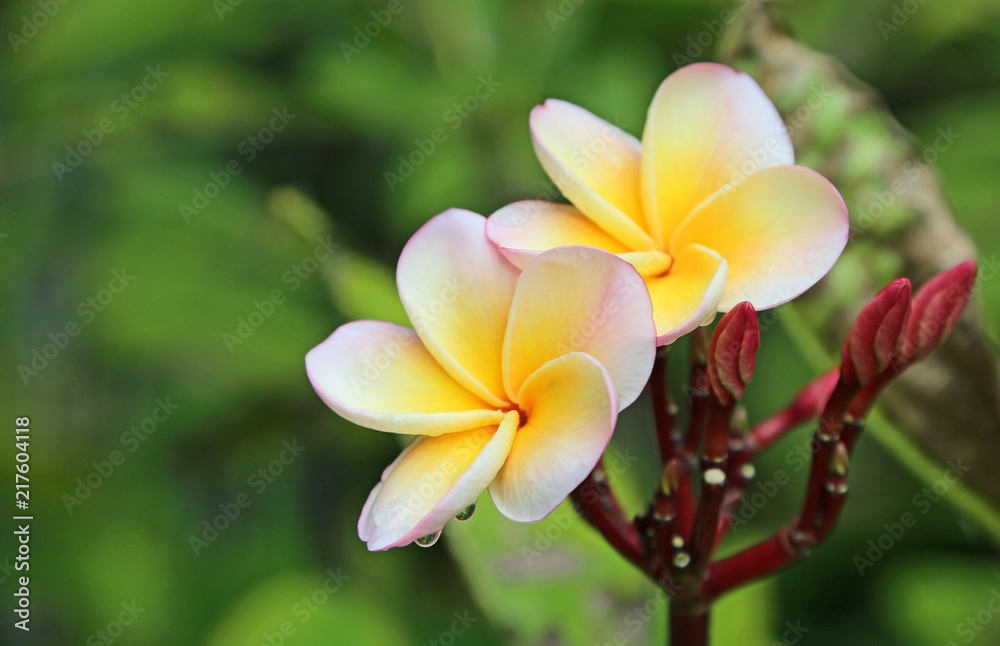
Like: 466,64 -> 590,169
707,302 -> 760,404
843,278 -> 913,385
902,261 -> 977,362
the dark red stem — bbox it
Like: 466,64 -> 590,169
703,527 -> 810,599
746,368 -> 839,453
669,603 -> 710,646
797,378 -> 859,532
689,403 -> 733,578
570,463 -> 645,571
652,348 -> 678,464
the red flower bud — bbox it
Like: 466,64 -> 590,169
707,302 -> 760,406
841,278 -> 911,386
900,261 -> 977,363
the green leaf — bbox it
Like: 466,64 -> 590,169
205,572 -> 410,646
446,493 -> 780,644
875,553 -> 1000,646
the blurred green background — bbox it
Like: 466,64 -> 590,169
2,0 -> 1000,644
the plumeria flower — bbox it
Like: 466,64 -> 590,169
306,209 -> 656,550
487,63 -> 849,344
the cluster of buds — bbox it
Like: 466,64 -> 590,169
569,261 -> 977,645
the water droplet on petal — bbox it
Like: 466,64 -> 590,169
414,530 -> 442,547
455,503 -> 476,521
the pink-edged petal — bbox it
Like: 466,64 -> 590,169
531,100 -> 657,252
669,165 -> 849,311
486,201 -> 631,270
359,411 -> 519,551
397,209 -> 520,407
641,63 -> 794,246
502,246 -> 656,408
489,353 -> 617,522
306,321 -> 505,436
646,244 -> 728,345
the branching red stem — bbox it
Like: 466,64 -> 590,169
570,463 -> 645,571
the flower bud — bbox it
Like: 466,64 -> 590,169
841,278 -> 911,386
706,302 -> 760,406
901,261 -> 977,363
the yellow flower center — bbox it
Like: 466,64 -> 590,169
618,250 -> 673,279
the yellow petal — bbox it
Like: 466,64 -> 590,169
503,246 -> 656,408
489,353 -> 616,522
359,411 -> 518,550
397,209 -> 519,407
641,63 -> 794,246
486,201 -> 631,269
618,250 -> 673,278
531,100 -> 657,251
306,321 -> 506,436
669,165 -> 849,310
646,244 -> 728,345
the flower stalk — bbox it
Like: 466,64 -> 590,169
568,263 -> 978,646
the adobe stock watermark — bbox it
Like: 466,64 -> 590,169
726,396 -> 861,533
725,469 -> 791,534
257,568 -> 350,646
340,0 -> 413,61
513,117 -> 633,228
545,0 -> 587,30
62,397 -> 180,514
223,236 -> 339,352
346,278 -> 465,393
213,0 -> 249,21
188,439 -> 306,555
599,605 -> 805,646
521,447 -> 639,566
877,0 -> 930,41
596,582 -> 720,646
0,557 -> 15,586
367,430 -> 505,546
179,106 -> 296,223
561,118 -> 631,180
555,271 -> 643,356
8,0 -> 73,53
947,589 -> 1000,645
420,611 -> 477,646
723,82 -> 834,193
384,74 -> 501,192
490,119 -> 631,234
18,268 -> 135,385
970,255 -> 1000,295
671,0 -> 753,68
349,330 -> 416,395
409,279 -> 467,337
853,459 -> 970,576
851,126 -> 961,237
85,600 -> 144,646
52,66 -> 170,181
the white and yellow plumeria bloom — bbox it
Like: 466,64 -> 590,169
487,63 -> 849,344
306,209 -> 656,550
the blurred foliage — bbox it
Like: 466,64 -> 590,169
1,0 -> 999,644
